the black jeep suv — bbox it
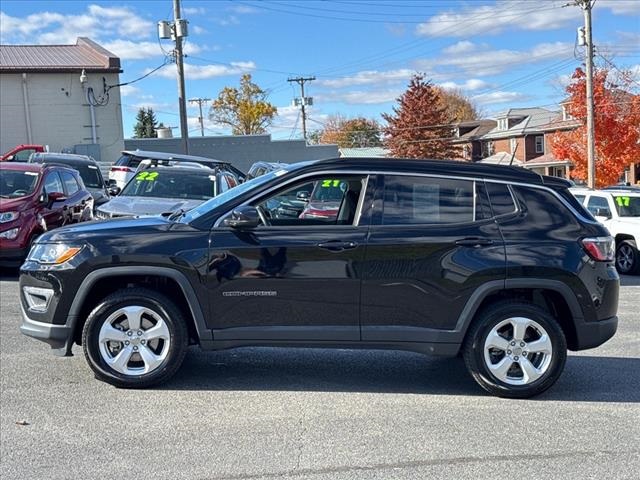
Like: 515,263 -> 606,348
19,158 -> 619,398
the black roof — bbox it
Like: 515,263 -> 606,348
312,157 -> 570,187
31,152 -> 97,165
122,150 -> 228,164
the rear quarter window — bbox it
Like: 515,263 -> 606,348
486,182 -> 517,217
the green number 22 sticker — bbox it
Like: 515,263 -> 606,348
615,196 -> 630,207
135,171 -> 159,181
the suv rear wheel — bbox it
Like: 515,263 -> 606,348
615,240 -> 639,275
82,288 -> 188,388
463,301 -> 567,398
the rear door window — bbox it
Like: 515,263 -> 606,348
486,182 -> 517,217
43,172 -> 64,194
60,171 -> 80,195
380,175 -> 479,225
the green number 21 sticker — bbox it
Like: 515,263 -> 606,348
135,171 -> 159,181
321,179 -> 341,188
615,196 -> 630,207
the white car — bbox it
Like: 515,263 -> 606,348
570,187 -> 640,274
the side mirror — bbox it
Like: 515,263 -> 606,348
296,191 -> 310,201
5,155 -> 15,161
108,185 -> 121,196
223,206 -> 261,229
47,191 -> 67,207
594,208 -> 612,219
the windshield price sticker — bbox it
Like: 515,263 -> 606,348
615,196 -> 630,207
321,179 -> 342,188
135,171 -> 159,181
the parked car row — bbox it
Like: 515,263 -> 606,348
1,150 -> 250,266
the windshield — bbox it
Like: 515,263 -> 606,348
120,169 -> 218,200
181,164 -> 306,223
613,195 -> 640,217
0,170 -> 39,198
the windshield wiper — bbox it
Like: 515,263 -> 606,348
166,208 -> 186,221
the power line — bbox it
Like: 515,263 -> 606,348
287,76 -> 316,141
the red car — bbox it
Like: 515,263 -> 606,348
0,162 -> 93,267
0,144 -> 46,162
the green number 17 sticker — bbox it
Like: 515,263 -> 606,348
615,196 -> 630,207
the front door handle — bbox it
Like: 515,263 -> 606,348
455,237 -> 494,247
317,240 -> 358,252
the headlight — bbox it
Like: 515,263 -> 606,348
0,227 -> 19,240
27,244 -> 83,264
0,211 -> 19,223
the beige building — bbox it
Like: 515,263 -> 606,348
0,37 -> 124,165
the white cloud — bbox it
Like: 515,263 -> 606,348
183,7 -> 207,15
150,61 -> 256,80
438,79 -> 492,91
317,69 -> 416,89
318,89 -> 403,105
101,40 -> 162,60
227,5 -> 260,15
416,2 -> 580,38
192,25 -> 207,35
597,0 -> 640,15
472,91 -> 529,106
417,42 -> 573,77
443,41 -> 478,55
0,5 -> 153,44
119,85 -> 140,97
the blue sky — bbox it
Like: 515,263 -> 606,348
1,0 -> 638,140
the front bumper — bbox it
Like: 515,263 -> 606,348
20,303 -> 72,351
0,246 -> 28,267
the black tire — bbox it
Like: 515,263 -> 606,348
615,240 -> 639,275
82,288 -> 188,388
463,301 -> 567,399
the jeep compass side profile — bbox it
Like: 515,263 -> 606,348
19,158 -> 619,398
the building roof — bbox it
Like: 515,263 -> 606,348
482,107 -> 559,139
478,152 -> 522,166
0,37 -> 121,73
338,147 -> 389,157
453,120 -> 497,142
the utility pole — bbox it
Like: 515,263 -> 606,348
173,0 -> 189,154
577,0 -> 596,188
287,76 -> 315,141
189,97 -> 211,136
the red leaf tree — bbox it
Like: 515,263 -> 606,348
549,67 -> 640,187
383,74 -> 459,159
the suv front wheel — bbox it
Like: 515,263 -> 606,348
463,301 -> 567,398
82,288 -> 188,388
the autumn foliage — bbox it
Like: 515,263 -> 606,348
549,67 -> 640,188
316,115 -> 382,147
383,74 -> 460,159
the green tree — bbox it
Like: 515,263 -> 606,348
133,107 -> 158,138
382,74 -> 459,159
317,115 -> 383,147
209,74 -> 277,135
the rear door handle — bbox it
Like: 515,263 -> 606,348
317,240 -> 358,252
455,237 -> 494,247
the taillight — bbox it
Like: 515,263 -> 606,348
110,166 -> 133,173
581,236 -> 614,261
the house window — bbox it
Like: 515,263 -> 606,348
498,118 -> 508,130
462,145 -> 470,160
484,141 -> 494,156
535,136 -> 544,154
510,138 -> 517,153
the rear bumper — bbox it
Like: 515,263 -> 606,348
574,315 -> 618,350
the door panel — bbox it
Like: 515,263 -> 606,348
206,173 -> 373,341
207,226 -> 367,340
361,175 -> 505,342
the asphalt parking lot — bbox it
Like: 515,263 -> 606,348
1,270 -> 638,480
